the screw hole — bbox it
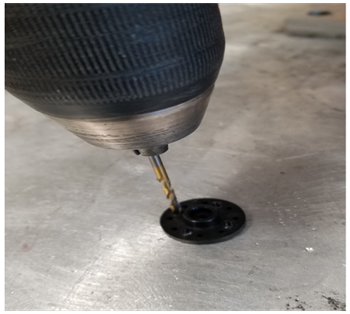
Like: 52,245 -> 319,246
232,217 -> 239,220
172,227 -> 178,231
218,230 -> 224,233
187,207 -> 213,221
167,217 -> 173,220
212,201 -> 222,208
196,234 -> 203,237
227,207 -> 232,210
181,228 -> 192,236
223,221 -> 234,229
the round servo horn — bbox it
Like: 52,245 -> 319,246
160,198 -> 245,244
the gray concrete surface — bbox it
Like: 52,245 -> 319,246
5,4 -> 345,311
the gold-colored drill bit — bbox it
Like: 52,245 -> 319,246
149,155 -> 181,214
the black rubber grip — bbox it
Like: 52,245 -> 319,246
5,4 -> 225,119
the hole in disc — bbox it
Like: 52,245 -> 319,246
187,207 -> 214,221
181,228 -> 192,236
212,201 -> 222,208
172,227 -> 178,231
223,221 -> 233,229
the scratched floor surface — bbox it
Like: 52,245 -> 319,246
5,4 -> 345,311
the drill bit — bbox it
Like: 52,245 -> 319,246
149,155 -> 181,214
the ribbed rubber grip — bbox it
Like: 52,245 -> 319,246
5,4 -> 225,119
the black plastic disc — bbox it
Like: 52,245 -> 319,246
160,198 -> 245,244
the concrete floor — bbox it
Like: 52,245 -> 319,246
5,4 -> 345,311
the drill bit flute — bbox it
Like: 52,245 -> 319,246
149,155 -> 182,214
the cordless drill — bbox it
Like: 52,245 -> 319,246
6,4 -> 245,244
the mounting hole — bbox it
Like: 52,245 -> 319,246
202,201 -> 209,205
172,227 -> 178,231
181,228 -> 193,236
212,201 -> 222,208
187,207 -> 215,222
167,217 -> 173,221
232,217 -> 239,220
218,230 -> 224,233
182,204 -> 188,209
223,220 -> 234,229
227,207 -> 232,210
196,234 -> 203,237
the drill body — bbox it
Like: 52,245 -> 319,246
5,4 -> 225,156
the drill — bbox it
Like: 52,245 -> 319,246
6,4 -> 245,244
